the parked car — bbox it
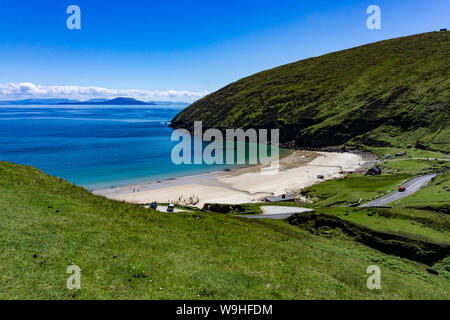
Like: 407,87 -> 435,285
167,204 -> 175,212
398,187 -> 406,192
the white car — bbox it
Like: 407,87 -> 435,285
167,204 -> 175,212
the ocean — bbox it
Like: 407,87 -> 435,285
0,105 -> 282,190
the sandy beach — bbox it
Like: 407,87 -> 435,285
94,150 -> 367,207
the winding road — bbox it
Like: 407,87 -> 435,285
360,173 -> 438,207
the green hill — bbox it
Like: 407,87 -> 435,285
1,161 -> 449,299
171,31 -> 449,152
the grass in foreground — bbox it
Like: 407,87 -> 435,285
0,161 -> 449,299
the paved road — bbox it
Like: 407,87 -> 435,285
239,206 -> 314,220
360,174 -> 438,207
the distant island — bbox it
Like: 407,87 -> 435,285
58,97 -> 155,105
0,98 -> 80,105
0,97 -> 190,106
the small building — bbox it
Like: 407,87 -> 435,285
265,194 -> 294,203
366,165 -> 382,176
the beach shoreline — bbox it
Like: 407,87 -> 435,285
94,150 -> 369,208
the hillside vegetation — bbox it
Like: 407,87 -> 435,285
1,161 -> 449,299
172,31 -> 449,152
295,150 -> 449,275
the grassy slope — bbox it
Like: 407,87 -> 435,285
172,31 -> 449,152
299,152 -> 449,262
315,207 -> 450,245
1,161 -> 449,299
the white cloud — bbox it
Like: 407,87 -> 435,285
0,82 -> 208,102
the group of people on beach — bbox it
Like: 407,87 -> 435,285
169,195 -> 200,206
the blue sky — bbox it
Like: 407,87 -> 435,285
0,0 -> 448,101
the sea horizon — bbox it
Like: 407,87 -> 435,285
0,105 -> 284,190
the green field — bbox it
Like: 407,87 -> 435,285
1,161 -> 449,299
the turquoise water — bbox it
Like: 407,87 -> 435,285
0,106 -> 281,189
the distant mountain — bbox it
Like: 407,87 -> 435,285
0,98 -> 80,105
84,98 -> 108,103
0,97 -> 190,106
171,31 -> 449,153
58,97 -> 156,105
